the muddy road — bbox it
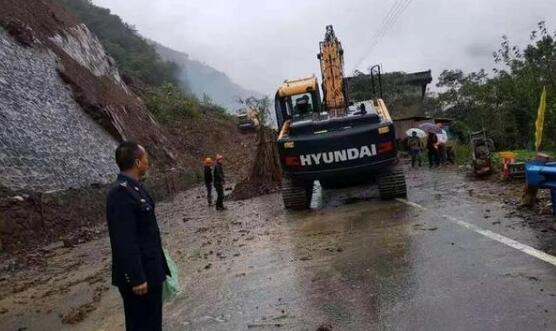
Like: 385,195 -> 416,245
1,166 -> 556,330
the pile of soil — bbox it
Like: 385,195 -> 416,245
166,111 -> 257,182
230,127 -> 282,200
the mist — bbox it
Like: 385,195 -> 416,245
93,0 -> 556,94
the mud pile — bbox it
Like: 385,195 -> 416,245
165,111 -> 257,182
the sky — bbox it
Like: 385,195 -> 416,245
93,0 -> 556,95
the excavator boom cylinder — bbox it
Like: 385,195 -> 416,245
318,25 -> 347,116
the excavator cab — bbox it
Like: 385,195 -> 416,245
275,75 -> 322,127
294,95 -> 311,118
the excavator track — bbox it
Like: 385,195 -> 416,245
281,177 -> 313,210
378,169 -> 407,199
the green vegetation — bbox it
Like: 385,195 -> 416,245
430,21 -> 556,151
453,143 -> 471,165
56,0 -> 235,122
144,84 -> 230,123
352,22 -> 555,163
143,84 -> 200,122
239,96 -> 272,126
55,0 -> 179,87
349,71 -> 426,118
200,101 -> 233,121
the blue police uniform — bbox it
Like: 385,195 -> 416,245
106,174 -> 170,331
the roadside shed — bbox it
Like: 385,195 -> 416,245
393,116 -> 434,140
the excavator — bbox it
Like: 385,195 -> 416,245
275,25 -> 407,210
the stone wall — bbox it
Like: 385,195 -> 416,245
0,29 -> 119,192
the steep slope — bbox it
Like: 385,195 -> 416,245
0,0 -> 255,253
153,42 -> 263,111
54,0 -> 263,111
0,0 -> 175,167
53,0 -> 179,88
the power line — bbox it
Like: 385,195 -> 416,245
365,0 -> 413,63
353,0 -> 415,71
379,0 -> 407,32
357,0 -> 413,68
370,0 -> 412,51
374,0 -> 412,45
352,0 -> 408,69
362,0 -> 406,54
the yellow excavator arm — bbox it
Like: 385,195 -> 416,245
275,25 -> 391,129
318,25 -> 347,116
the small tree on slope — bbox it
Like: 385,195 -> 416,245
231,97 -> 282,200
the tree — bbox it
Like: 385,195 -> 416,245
231,96 -> 282,200
431,21 -> 556,150
348,70 -> 428,118
239,96 -> 272,126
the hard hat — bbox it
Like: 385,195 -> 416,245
203,157 -> 213,166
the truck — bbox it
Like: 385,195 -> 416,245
236,110 -> 260,133
274,25 -> 407,210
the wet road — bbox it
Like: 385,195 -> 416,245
1,166 -> 555,330
159,167 -> 556,330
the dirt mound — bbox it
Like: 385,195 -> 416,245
166,111 -> 257,181
230,127 -> 282,200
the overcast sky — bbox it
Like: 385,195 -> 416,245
93,0 -> 556,95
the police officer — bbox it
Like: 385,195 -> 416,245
213,154 -> 226,211
203,157 -> 214,206
106,141 -> 170,331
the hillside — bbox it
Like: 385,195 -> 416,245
53,0 -> 179,88
55,0 -> 263,111
153,42 -> 264,112
0,0 -> 255,253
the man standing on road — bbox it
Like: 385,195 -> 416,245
106,141 -> 170,331
213,154 -> 226,211
407,131 -> 423,168
203,157 -> 214,206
